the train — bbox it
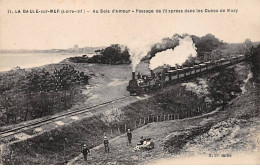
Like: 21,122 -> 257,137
127,55 -> 246,95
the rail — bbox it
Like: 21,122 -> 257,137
0,96 -> 131,139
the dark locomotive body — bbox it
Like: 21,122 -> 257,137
127,55 -> 246,95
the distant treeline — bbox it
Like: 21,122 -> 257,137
69,44 -> 131,65
69,34 -> 255,66
145,34 -> 255,67
0,65 -> 89,126
146,33 -> 224,60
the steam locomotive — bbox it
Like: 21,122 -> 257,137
127,55 -> 246,95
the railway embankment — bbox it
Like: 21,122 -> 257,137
70,79 -> 259,165
0,62 -> 253,164
70,63 -> 258,165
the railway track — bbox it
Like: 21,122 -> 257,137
0,59 -> 248,141
0,95 -> 131,140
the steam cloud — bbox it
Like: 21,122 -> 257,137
129,45 -> 150,72
149,36 -> 197,70
127,35 -> 169,72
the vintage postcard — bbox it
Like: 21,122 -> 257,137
0,0 -> 259,165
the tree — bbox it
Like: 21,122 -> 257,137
210,49 -> 222,60
208,68 -> 241,110
54,65 -> 88,108
0,67 -> 28,123
121,46 -> 131,63
148,33 -> 223,61
0,65 -> 89,126
87,44 -> 130,64
195,34 -> 223,60
25,68 -> 56,118
149,36 -> 179,58
247,44 -> 260,83
244,39 -> 253,50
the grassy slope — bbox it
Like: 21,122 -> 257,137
1,62 -> 254,164
156,81 -> 260,164
72,74 -> 259,165
1,115 -> 121,164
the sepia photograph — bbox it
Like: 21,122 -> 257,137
0,0 -> 259,165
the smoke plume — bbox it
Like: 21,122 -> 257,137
129,47 -> 147,72
149,36 -> 179,58
149,36 -> 197,70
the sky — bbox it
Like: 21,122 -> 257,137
0,0 -> 260,50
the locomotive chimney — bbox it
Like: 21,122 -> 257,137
132,72 -> 135,80
163,65 -> 167,72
